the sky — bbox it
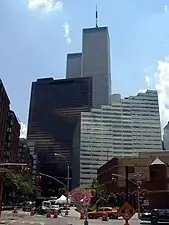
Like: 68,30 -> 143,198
1,0 -> 169,138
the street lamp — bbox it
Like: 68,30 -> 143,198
134,172 -> 143,219
54,153 -> 70,216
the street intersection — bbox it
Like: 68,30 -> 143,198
0,210 -> 144,225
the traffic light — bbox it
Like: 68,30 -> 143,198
138,180 -> 142,188
36,175 -> 42,184
23,167 -> 30,173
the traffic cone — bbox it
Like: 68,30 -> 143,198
53,209 -> 58,218
13,206 -> 18,213
124,219 -> 129,225
80,211 -> 84,219
102,212 -> 108,221
46,209 -> 51,218
30,208 -> 35,216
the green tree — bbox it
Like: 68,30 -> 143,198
3,170 -> 37,198
58,187 -> 67,196
90,179 -> 108,198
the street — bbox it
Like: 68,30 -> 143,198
0,210 -> 146,225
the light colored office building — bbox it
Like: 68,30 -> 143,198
163,122 -> 169,150
80,90 -> 162,186
82,27 -> 111,108
66,53 -> 82,79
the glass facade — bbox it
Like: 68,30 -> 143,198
27,77 -> 92,194
80,90 -> 162,186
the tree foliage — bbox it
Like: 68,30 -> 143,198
70,188 -> 92,205
88,179 -> 117,207
58,187 -> 67,196
3,170 -> 36,196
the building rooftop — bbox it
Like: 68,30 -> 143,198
151,157 -> 165,165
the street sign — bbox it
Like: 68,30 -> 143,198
119,202 -> 135,220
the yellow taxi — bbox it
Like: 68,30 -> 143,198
87,207 -> 119,219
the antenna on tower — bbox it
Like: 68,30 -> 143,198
96,4 -> 98,28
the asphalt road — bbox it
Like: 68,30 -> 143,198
0,218 -> 144,225
0,210 -> 144,225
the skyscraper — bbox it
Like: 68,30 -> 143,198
80,90 -> 162,186
66,27 -> 111,108
82,27 -> 111,108
66,53 -> 82,79
27,77 -> 92,193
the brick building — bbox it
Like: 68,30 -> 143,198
4,110 -> 20,163
97,151 -> 169,194
18,138 -> 33,172
0,80 -> 10,162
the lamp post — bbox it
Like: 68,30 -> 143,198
54,153 -> 69,216
134,172 -> 143,219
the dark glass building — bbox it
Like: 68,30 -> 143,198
27,77 -> 92,195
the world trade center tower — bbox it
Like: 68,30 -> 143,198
66,27 -> 111,108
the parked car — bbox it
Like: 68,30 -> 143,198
87,207 -> 119,219
22,201 -> 35,212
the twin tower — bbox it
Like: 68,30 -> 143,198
66,27 -> 111,109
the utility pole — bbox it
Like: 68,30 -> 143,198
125,166 -> 128,202
135,172 -> 142,219
66,165 -> 70,215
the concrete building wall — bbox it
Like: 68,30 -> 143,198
82,27 -> 111,108
66,53 -> 82,79
97,151 -> 169,193
163,122 -> 169,150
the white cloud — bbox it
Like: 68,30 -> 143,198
20,122 -> 27,139
164,5 -> 168,14
63,21 -> 71,44
28,0 -> 63,12
143,66 -> 151,74
155,58 -> 169,131
143,67 -> 152,87
145,75 -> 151,87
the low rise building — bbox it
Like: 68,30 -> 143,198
97,151 -> 169,194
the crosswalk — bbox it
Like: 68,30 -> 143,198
8,221 -> 44,225
2,211 -> 30,215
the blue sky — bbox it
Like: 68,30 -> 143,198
1,0 -> 169,136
